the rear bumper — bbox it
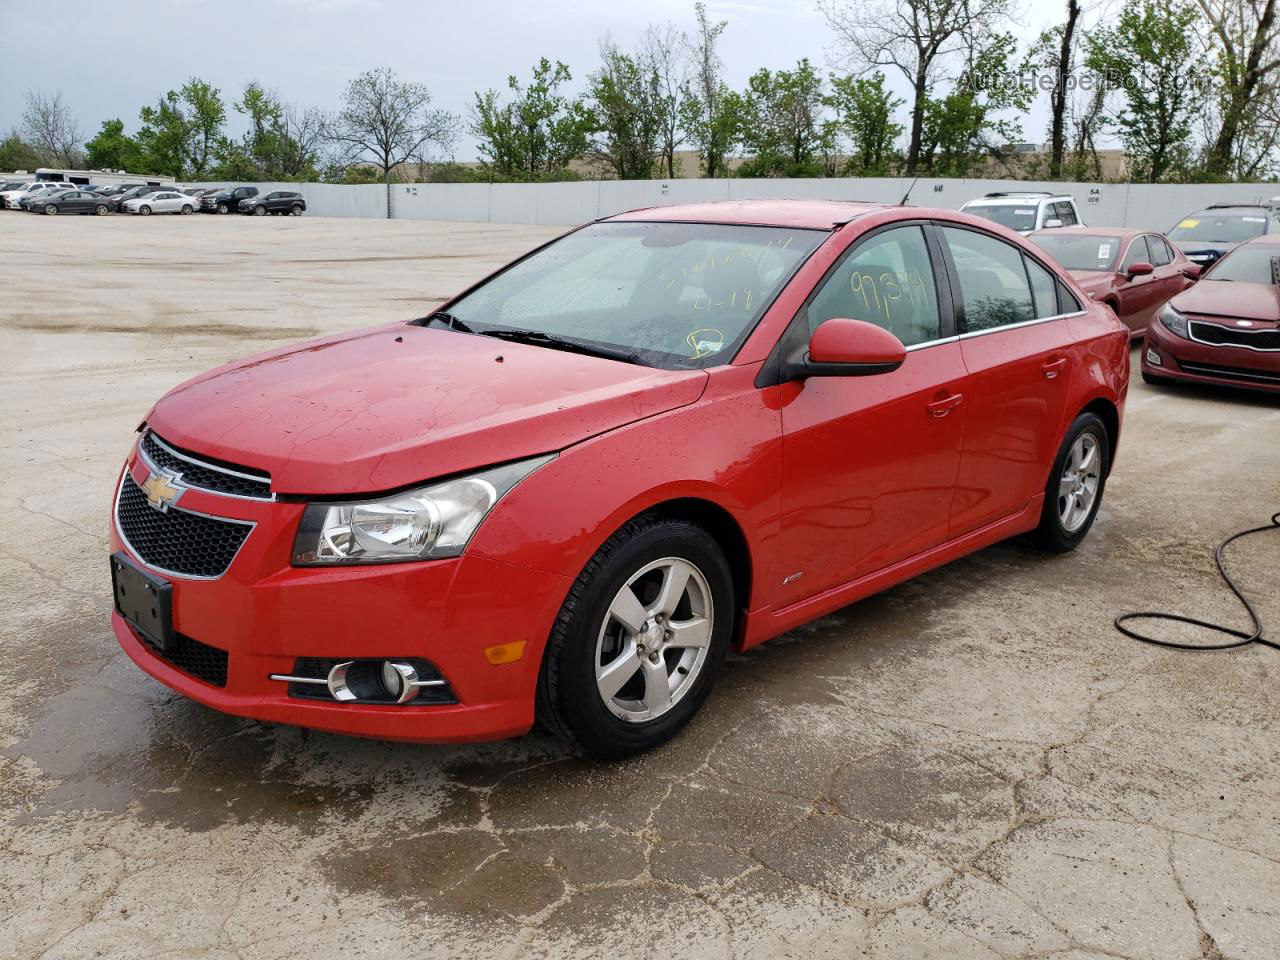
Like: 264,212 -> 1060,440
109,451 -> 572,743
1142,321 -> 1280,393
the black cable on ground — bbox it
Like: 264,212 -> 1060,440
1115,511 -> 1280,651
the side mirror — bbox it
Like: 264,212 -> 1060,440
1043,218 -> 1063,228
1180,263 -> 1202,280
1126,262 -> 1154,278
784,318 -> 907,380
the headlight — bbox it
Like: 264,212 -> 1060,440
1159,304 -> 1189,338
292,454 -> 554,565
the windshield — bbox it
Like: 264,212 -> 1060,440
1031,233 -> 1121,271
1168,212 -> 1268,244
964,204 -> 1038,231
437,221 -> 824,369
1202,245 -> 1280,283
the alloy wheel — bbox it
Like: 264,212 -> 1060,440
1058,433 -> 1101,533
594,557 -> 714,723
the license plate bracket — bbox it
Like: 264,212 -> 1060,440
111,551 -> 174,651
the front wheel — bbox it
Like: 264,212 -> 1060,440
1030,412 -> 1110,552
95,204 -> 108,215
536,516 -> 734,759
43,204 -> 57,215
139,205 -> 152,216
217,203 -> 228,214
253,205 -> 266,216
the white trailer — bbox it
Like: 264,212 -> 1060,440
34,167 -> 176,188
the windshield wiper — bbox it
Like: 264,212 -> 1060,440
478,329 -> 644,365
421,311 -> 475,333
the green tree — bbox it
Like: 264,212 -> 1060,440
737,59 -> 831,177
133,79 -> 227,178
1198,0 -> 1280,178
588,41 -> 661,179
1084,0 -> 1205,182
828,73 -> 903,175
0,130 -> 44,171
180,78 -> 225,176
681,3 -> 740,177
136,95 -> 188,178
471,59 -> 594,180
84,119 -> 146,171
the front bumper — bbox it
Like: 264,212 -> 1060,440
1143,319 -> 1280,393
109,448 -> 572,743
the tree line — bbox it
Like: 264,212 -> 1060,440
4,0 -> 1280,185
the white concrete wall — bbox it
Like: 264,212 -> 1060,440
194,177 -> 1280,232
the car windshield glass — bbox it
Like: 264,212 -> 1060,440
964,204 -> 1038,231
439,221 -> 824,369
1168,212 -> 1268,243
1030,233 -> 1121,271
1202,245 -> 1280,282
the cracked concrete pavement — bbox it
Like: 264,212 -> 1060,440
1,212 -> 1278,960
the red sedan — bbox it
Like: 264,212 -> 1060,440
1030,226 -> 1199,338
1143,235 -> 1280,393
109,200 -> 1129,757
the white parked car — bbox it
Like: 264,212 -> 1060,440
122,191 -> 197,216
960,192 -> 1085,235
1,182 -> 68,210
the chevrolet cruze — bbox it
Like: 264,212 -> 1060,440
109,200 -> 1128,758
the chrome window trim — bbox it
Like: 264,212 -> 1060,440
1188,319 -> 1280,353
113,471 -> 256,582
140,431 -> 275,501
902,309 -> 1086,350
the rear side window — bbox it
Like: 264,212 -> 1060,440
940,227 -> 1034,332
1024,256 -> 1059,318
805,225 -> 942,347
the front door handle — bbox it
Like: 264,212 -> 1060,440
1041,357 -> 1068,379
926,393 -> 964,417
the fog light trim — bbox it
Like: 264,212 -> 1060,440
1146,346 -> 1162,366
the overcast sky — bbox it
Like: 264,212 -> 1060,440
0,0 -> 1084,163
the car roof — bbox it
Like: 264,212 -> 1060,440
965,194 -> 1071,206
1196,204 -> 1274,212
605,199 -> 888,230
1029,225 -> 1145,239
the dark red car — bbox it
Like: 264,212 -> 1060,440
109,200 -> 1128,757
1143,235 -> 1280,393
1030,226 -> 1199,338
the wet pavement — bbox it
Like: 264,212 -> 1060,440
2,212 -> 1278,959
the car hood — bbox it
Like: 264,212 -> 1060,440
1173,279 -> 1280,321
145,323 -> 710,496
1067,270 -> 1116,298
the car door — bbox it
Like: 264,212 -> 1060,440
1113,235 -> 1165,333
776,222 -> 968,606
938,224 -> 1077,537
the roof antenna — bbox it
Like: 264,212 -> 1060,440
899,177 -> 919,206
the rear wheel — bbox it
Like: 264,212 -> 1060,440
536,516 -> 734,759
181,204 -> 192,215
1030,412 -> 1110,552
290,204 -> 303,216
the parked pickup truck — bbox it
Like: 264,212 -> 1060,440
238,191 -> 307,216
201,186 -> 258,214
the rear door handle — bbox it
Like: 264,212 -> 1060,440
1041,357 -> 1068,379
926,393 -> 964,417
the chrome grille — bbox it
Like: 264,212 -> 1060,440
116,474 -> 253,578
1189,320 -> 1280,352
140,431 -> 272,500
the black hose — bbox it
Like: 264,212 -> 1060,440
1115,512 -> 1280,651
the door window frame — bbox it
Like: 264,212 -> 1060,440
932,221 -> 1088,339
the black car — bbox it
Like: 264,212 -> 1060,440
1167,202 -> 1280,268
29,190 -> 113,216
202,185 -> 258,214
239,190 -> 306,216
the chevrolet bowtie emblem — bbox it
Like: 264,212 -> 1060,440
142,472 -> 183,512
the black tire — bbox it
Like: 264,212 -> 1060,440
43,204 -> 56,215
217,202 -> 228,214
253,205 -> 266,216
181,204 -> 192,215
139,205 -> 152,216
1141,370 -> 1174,386
290,205 -> 303,216
95,204 -> 108,215
536,515 -> 734,759
1030,412 -> 1110,553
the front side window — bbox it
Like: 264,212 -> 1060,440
1148,236 -> 1173,266
441,221 -> 824,369
1120,237 -> 1150,270
941,227 -> 1035,332
805,225 -> 941,347
1054,201 -> 1078,226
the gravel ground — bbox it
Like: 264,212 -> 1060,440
2,211 -> 1278,960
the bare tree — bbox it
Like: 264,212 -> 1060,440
1197,0 -> 1280,177
331,68 -> 459,217
280,104 -> 331,178
820,0 -> 1012,174
641,22 -> 691,178
22,90 -> 82,167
